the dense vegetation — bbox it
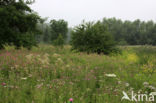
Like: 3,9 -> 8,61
1,0 -> 156,51
0,45 -> 156,103
0,1 -> 156,103
102,18 -> 156,45
39,18 -> 156,47
50,19 -> 68,44
0,0 -> 41,49
71,21 -> 117,54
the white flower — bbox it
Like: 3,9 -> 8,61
21,77 -> 27,80
148,85 -> 156,90
143,82 -> 149,87
105,74 -> 117,77
57,58 -> 63,63
125,83 -> 129,87
25,54 -> 33,60
53,53 -> 60,57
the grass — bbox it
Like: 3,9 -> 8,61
0,45 -> 156,103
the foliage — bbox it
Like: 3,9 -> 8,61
0,0 -> 40,49
102,18 -> 156,45
50,19 -> 68,42
53,34 -> 64,48
71,21 -> 118,54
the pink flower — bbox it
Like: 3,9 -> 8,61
1,83 -> 6,86
69,98 -> 73,102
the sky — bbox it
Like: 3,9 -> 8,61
30,0 -> 156,27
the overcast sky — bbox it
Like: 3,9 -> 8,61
30,0 -> 156,27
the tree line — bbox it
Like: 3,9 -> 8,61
1,0 -> 156,54
40,18 -> 156,46
102,18 -> 156,45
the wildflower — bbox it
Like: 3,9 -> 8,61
38,57 -> 50,65
127,53 -> 138,63
105,74 -> 116,77
53,53 -> 60,57
26,54 -> 33,60
148,85 -> 156,90
21,77 -> 27,80
69,98 -> 73,103
143,82 -> 149,87
125,83 -> 129,87
57,58 -> 63,63
1,82 -> 6,86
36,83 -> 43,89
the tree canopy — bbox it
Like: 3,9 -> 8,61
71,21 -> 118,54
102,18 -> 156,45
0,0 -> 40,49
50,19 -> 68,43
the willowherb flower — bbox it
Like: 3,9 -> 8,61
1,82 -> 6,86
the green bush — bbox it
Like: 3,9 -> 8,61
71,21 -> 118,54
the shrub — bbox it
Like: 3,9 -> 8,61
71,21 -> 118,54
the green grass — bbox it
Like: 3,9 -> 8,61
0,45 -> 156,103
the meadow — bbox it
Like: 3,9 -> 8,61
0,45 -> 156,103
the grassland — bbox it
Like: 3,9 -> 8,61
0,45 -> 156,103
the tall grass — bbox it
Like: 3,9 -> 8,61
0,45 -> 156,103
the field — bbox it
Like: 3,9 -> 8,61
0,45 -> 156,103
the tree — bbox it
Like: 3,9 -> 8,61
0,0 -> 40,49
53,34 -> 64,48
71,21 -> 118,54
50,19 -> 68,43
101,18 -> 156,46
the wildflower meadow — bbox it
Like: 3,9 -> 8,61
0,45 -> 156,103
